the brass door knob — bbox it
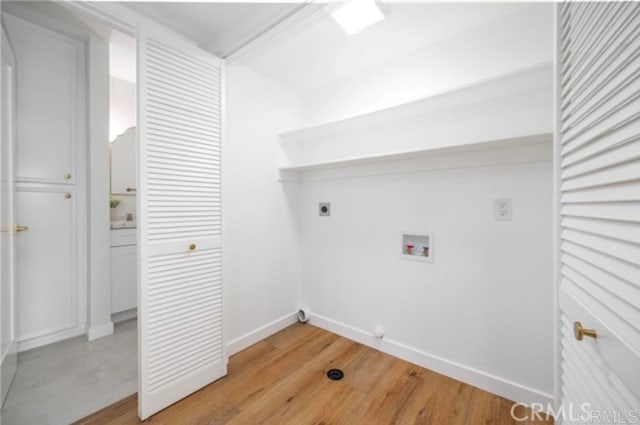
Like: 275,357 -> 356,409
15,225 -> 29,233
574,321 -> 597,341
189,244 -> 196,251
64,193 -> 71,199
64,173 -> 71,179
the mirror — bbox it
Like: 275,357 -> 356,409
110,126 -> 136,195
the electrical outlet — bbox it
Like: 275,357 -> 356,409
319,202 -> 330,216
494,199 -> 512,220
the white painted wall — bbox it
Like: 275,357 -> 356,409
87,32 -> 113,341
109,76 -> 135,142
299,151 -> 554,403
281,3 -> 556,405
299,4 -> 553,126
223,63 -> 302,354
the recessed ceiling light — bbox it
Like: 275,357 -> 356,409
326,0 -> 386,36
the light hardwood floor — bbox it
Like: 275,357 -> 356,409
75,323 -> 552,424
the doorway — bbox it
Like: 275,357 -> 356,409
0,2 -> 139,423
1,1 -> 226,422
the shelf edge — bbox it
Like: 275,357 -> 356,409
277,133 -> 553,172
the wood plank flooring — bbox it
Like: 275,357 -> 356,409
75,323 -> 553,425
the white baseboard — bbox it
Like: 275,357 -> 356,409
0,340 -> 17,364
87,321 -> 114,341
1,340 -> 18,405
226,311 -> 298,356
112,308 -> 137,324
309,313 -> 553,406
18,326 -> 87,352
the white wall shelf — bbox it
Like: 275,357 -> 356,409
278,133 -> 551,172
278,62 -> 553,172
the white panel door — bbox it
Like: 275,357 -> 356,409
1,25 -> 18,408
137,20 -> 224,419
3,14 -> 83,185
557,3 -> 640,423
15,189 -> 78,343
3,13 -> 86,352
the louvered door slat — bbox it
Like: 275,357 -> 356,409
561,142 -> 640,179
561,254 -> 640,307
561,268 -> 640,335
562,34 -> 640,122
561,242 -> 639,285
138,20 -> 225,420
557,4 -> 640,424
562,122 -> 640,167
561,4 -> 616,75
561,216 -> 640,243
561,99 -> 640,154
561,3 -> 636,86
562,5 -> 639,98
560,158 -> 640,190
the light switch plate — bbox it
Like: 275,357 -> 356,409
494,199 -> 512,220
319,202 -> 330,216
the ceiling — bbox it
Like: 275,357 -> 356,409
238,2 -> 530,94
126,2 -> 303,57
119,2 -> 535,93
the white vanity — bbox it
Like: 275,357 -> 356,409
110,227 -> 137,319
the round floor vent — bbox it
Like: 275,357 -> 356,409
326,369 -> 344,381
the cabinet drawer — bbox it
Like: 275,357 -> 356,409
111,245 -> 137,314
111,228 -> 137,247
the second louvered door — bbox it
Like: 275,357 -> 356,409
137,20 -> 224,420
557,2 -> 640,424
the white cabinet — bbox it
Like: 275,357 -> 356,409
16,189 -> 83,345
6,15 -> 84,185
5,14 -> 87,352
110,127 -> 137,195
110,229 -> 137,314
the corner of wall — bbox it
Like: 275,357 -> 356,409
88,321 -> 114,341
87,33 -> 112,337
223,62 -> 304,348
226,311 -> 298,356
309,313 -> 554,406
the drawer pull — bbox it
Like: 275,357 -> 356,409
189,243 -> 196,251
574,321 -> 597,341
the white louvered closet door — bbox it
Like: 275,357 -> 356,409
137,20 -> 224,420
557,3 -> 640,424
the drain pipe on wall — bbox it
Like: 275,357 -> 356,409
373,326 -> 385,339
297,308 -> 310,323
